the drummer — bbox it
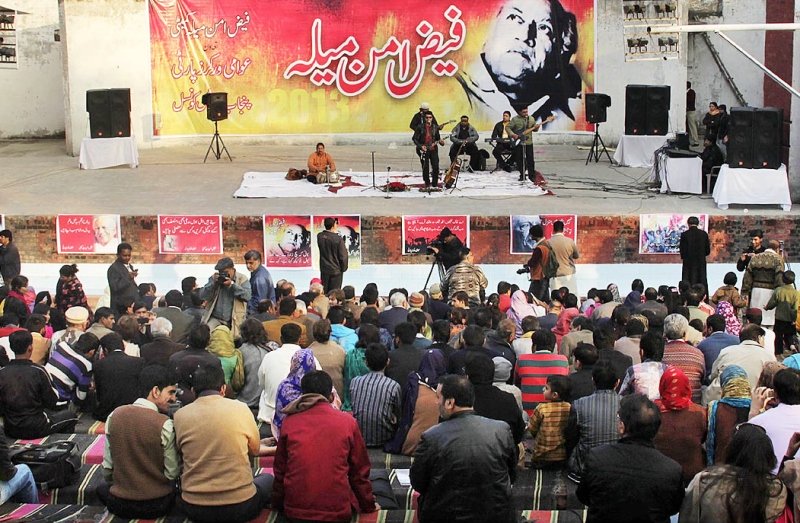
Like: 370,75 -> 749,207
491,111 -> 515,171
308,142 -> 336,175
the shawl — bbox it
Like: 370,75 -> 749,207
273,349 -> 318,438
707,365 -> 751,464
655,366 -> 693,412
552,307 -> 579,348
623,291 -> 642,313
715,301 -> 741,337
507,290 -> 544,336
207,325 -> 236,357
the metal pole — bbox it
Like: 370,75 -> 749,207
646,23 -> 800,33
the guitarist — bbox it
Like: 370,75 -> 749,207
448,115 -> 481,171
412,111 -> 445,190
509,106 -> 554,183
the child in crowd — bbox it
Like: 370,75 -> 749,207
710,272 -> 748,316
765,271 -> 800,356
528,374 -> 574,468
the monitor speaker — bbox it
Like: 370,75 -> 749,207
203,92 -> 228,121
624,85 -> 648,135
645,85 -> 670,135
727,107 -> 755,169
752,107 -> 783,169
585,93 -> 611,124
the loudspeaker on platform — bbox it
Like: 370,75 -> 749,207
753,107 -> 783,169
727,107 -> 755,169
645,85 -> 670,135
624,85 -> 648,135
86,88 -> 131,138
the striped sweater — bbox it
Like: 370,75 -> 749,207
516,351 -> 569,414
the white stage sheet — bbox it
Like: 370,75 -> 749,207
656,156 -> 702,194
712,164 -> 791,211
79,137 -> 139,170
613,134 -> 671,168
233,170 -> 551,199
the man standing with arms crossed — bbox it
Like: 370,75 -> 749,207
317,217 -> 348,293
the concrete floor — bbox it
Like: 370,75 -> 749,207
1,138 -> 794,216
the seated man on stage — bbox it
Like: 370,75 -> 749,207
412,111 -> 445,190
491,111 -> 515,171
448,115 -> 481,171
307,143 -> 336,175
700,137 -> 724,176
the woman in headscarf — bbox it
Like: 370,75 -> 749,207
706,365 -> 751,465
207,325 -> 243,393
551,294 -> 580,349
653,366 -> 707,485
715,301 -> 741,337
272,349 -> 318,439
507,289 -> 545,337
623,290 -> 642,314
384,349 -> 447,456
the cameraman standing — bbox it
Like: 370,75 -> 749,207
200,257 -> 251,340
520,224 -> 552,303
428,227 -> 464,270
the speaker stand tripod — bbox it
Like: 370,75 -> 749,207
585,123 -> 612,165
204,121 -> 232,163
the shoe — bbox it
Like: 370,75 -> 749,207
518,175 -> 524,181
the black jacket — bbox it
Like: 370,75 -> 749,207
568,366 -> 595,401
107,259 -> 138,315
577,437 -> 684,523
0,435 -> 16,481
93,350 -> 145,421
473,384 -> 525,444
410,410 -> 517,523
0,242 -> 20,282
0,359 -> 59,438
317,230 -> 348,276
412,123 -> 442,150
140,335 -> 186,367
597,348 -> 633,384
483,331 -> 516,370
427,298 -> 451,321
385,344 -> 424,387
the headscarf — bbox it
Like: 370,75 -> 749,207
507,290 -> 544,337
783,354 -> 800,370
707,365 -> 751,464
655,366 -> 692,412
608,283 -> 622,303
207,325 -> 235,357
273,349 -> 317,438
384,349 -> 447,454
552,307 -> 579,348
623,291 -> 642,313
715,301 -> 741,336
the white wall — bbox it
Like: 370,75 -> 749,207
0,0 -> 64,138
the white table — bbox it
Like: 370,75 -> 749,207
79,136 -> 138,170
712,164 -> 792,211
656,156 -> 702,194
613,134 -> 672,168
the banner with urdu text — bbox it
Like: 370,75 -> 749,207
148,0 -> 595,136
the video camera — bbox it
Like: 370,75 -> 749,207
426,238 -> 445,256
516,266 -> 530,275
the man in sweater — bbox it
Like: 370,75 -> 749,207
174,362 -> 273,523
317,217 -> 348,293
662,313 -> 706,403
98,365 -> 179,519
441,248 -> 488,308
743,239 -> 785,328
516,329 -> 568,414
548,220 -> 579,294
765,270 -> 800,356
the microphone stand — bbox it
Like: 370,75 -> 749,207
361,151 -> 379,192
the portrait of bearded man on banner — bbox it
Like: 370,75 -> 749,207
457,0 -> 586,131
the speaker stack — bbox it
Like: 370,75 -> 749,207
727,107 -> 783,169
86,88 -> 131,138
624,85 -> 671,135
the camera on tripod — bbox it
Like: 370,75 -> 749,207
427,238 -> 445,256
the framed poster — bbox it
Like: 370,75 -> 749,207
402,215 -> 469,255
639,213 -> 708,254
157,215 -> 223,254
57,214 -> 121,254
263,215 -> 313,269
510,214 -> 577,254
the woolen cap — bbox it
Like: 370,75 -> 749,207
409,292 -> 425,308
214,257 -> 235,270
65,306 -> 89,324
429,283 -> 443,298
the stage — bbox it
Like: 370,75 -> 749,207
0,138 -> 793,216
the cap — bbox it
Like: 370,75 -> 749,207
429,283 -> 443,298
745,308 -> 763,319
65,306 -> 89,324
420,102 -> 430,110
310,277 -> 323,286
214,257 -> 235,271
409,292 -> 425,308
492,356 -> 513,383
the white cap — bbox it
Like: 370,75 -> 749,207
420,102 -> 430,110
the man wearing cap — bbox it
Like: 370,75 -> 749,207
427,283 -> 451,321
51,306 -> 90,346
200,257 -> 251,340
409,102 -> 439,131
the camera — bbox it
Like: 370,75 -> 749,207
427,238 -> 444,256
516,266 -> 530,275
137,316 -> 149,325
217,271 -> 230,282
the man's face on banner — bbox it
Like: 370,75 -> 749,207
484,0 -> 557,85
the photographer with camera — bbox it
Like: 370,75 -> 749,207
428,227 -> 464,271
200,257 -> 251,340
441,247 -> 487,308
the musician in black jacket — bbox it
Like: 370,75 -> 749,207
491,111 -> 515,171
412,112 -> 445,190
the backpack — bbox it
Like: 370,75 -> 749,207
8,441 -> 80,490
542,241 -> 560,279
230,348 -> 245,393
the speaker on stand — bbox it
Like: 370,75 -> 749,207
202,92 -> 232,162
584,93 -> 612,164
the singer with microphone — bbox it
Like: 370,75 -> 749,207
509,106 -> 553,183
413,111 -> 446,190
107,242 -> 139,316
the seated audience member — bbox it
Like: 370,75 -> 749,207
466,355 -> 525,444
168,323 -> 222,406
552,294 -> 580,350
174,362 -> 273,523
529,375 -> 573,468
343,323 -> 381,411
308,319 -> 346,397
680,423 -> 786,522
507,290 -> 544,338
410,374 -> 517,523
653,367 -> 707,485
569,343 -> 599,401
350,343 -> 401,448
358,306 -> 394,351
51,305 -> 89,346
273,370 -> 378,520
568,363 -> 621,482
593,327 -> 632,385
636,287 -> 669,323
484,318 -> 517,369
426,283 -> 451,321
619,331 -> 669,400
577,395 -> 684,522
709,323 -> 776,393
715,301 -> 742,336
272,349 -> 319,440
662,313 -> 705,403
385,322 -> 425,386
116,314 -> 143,357
97,365 -> 179,519
0,434 -> 38,504
378,291 -> 410,334
492,356 -> 524,413
516,330 -> 569,414
559,315 -> 593,363
428,319 -> 456,364
207,325 -> 242,391
140,317 -> 184,367
591,289 -> 618,321
613,317 -> 645,365
25,314 -> 51,365
385,348 -> 447,455
94,332 -> 146,421
750,368 -> 800,473
237,318 -> 272,414
0,330 -> 78,438
512,315 -> 539,357
86,306 -> 116,341
696,313 -> 740,379
408,310 -> 433,351
706,365 -> 751,465
152,290 -> 194,343
46,332 -> 99,409
263,298 -> 308,347
329,306 -> 358,353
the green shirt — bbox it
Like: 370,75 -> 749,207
510,115 -> 535,145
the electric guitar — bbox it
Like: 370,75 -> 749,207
513,115 -> 556,145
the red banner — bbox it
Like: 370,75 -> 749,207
158,215 -> 223,254
263,215 -> 313,269
510,215 -> 577,254
57,214 -> 120,254
402,215 -> 469,255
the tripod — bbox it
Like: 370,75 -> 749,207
204,121 -> 232,163
423,255 -> 446,291
361,151 -> 382,192
585,123 -> 612,165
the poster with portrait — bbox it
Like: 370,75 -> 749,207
509,214 -> 577,254
312,215 -> 362,270
263,215 -> 313,269
157,215 -> 223,254
402,215 -> 470,255
148,0 -> 595,136
639,213 -> 707,254
57,214 -> 121,254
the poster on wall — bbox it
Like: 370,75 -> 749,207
402,215 -> 470,255
639,213 -> 707,254
312,215 -> 362,270
157,215 -> 223,254
57,214 -> 121,254
263,215 -> 313,269
510,214 -> 577,254
148,0 -> 596,136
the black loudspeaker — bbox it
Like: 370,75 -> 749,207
203,92 -> 228,121
625,85 -> 648,135
753,107 -> 783,169
109,88 -> 131,138
86,90 -> 111,138
728,108 -> 755,169
646,85 -> 670,135
585,93 -> 611,124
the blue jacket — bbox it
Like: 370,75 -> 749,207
248,264 -> 275,314
330,323 -> 358,353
